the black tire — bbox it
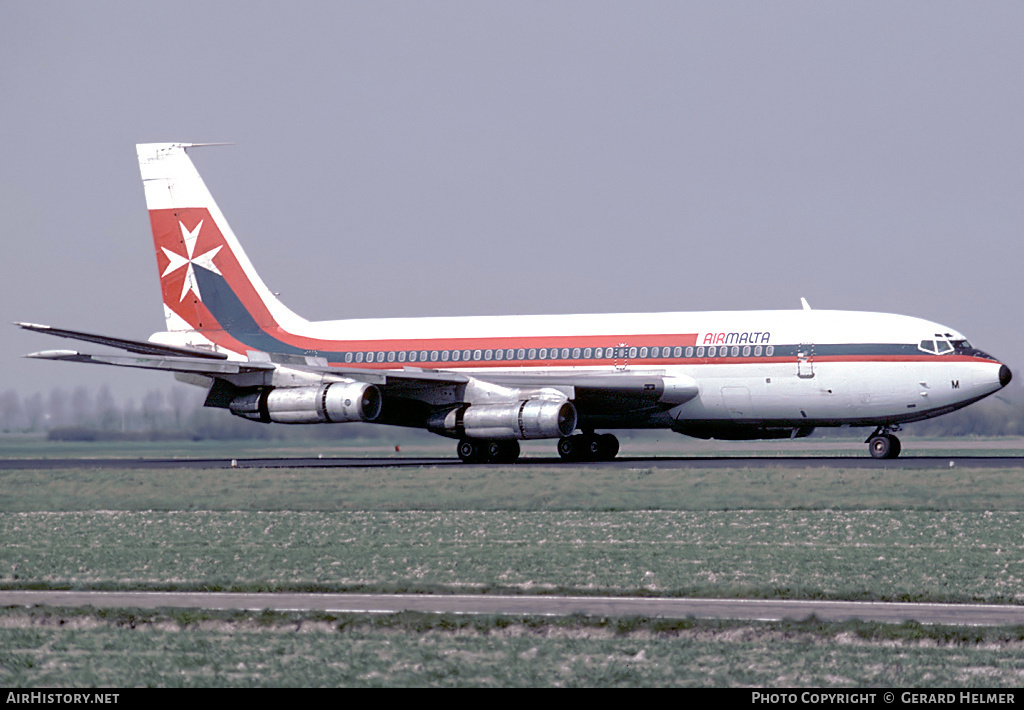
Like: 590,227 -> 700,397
486,440 -> 520,464
868,435 -> 899,459
886,434 -> 902,459
557,436 -> 579,461
597,433 -> 620,461
457,439 -> 483,463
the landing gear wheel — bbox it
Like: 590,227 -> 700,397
868,434 -> 901,459
557,436 -> 579,461
485,440 -> 520,464
597,434 -> 620,461
457,439 -> 484,464
558,433 -> 620,462
886,434 -> 901,459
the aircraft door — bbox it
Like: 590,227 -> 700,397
796,344 -> 815,378
613,342 -> 629,371
721,386 -> 752,419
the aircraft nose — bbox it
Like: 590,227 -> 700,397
1000,364 -> 1012,388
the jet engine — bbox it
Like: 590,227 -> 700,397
430,400 -> 577,440
229,382 -> 382,424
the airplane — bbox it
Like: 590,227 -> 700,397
17,142 -> 1012,462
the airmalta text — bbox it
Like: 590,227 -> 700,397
703,332 -> 771,346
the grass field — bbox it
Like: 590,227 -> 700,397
3,435 -> 1024,686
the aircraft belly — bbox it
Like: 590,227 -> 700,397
666,360 -> 998,426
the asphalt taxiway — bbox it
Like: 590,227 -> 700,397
2,591 -> 1024,626
1,455 -> 1023,470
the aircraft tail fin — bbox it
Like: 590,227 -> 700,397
137,143 -> 306,353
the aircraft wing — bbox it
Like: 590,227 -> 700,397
17,323 -> 471,386
18,324 -> 696,425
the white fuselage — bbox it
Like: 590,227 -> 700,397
163,307 -> 1006,432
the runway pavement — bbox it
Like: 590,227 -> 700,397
2,591 -> 1024,626
2,455 -> 1023,470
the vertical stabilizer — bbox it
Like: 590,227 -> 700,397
137,143 -> 307,344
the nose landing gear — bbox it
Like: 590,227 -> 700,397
866,426 -> 902,459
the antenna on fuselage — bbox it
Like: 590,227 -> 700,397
800,297 -> 812,311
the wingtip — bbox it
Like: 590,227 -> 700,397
24,349 -> 79,360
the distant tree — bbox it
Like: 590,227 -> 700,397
141,390 -> 166,431
0,390 -> 25,431
23,393 -> 44,432
70,386 -> 94,426
95,385 -> 121,431
167,385 -> 200,430
46,387 -> 70,429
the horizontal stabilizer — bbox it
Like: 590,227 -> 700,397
22,349 -> 273,375
15,322 -> 228,360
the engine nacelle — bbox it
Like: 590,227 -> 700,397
229,382 -> 382,424
431,400 -> 578,440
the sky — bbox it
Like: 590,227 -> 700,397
2,1 -> 1023,404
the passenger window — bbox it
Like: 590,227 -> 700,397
683,347 -> 692,358
584,348 -> 592,359
572,348 -> 581,359
539,348 -> 548,359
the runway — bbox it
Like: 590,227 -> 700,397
3,590 -> 1024,626
2,455 -> 1023,470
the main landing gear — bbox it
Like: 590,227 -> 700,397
557,433 -> 620,462
866,426 -> 902,459
457,439 -> 521,464
455,432 -> 622,463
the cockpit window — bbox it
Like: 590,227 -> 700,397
919,338 -> 956,355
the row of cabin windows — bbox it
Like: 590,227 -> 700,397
343,344 -> 777,365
